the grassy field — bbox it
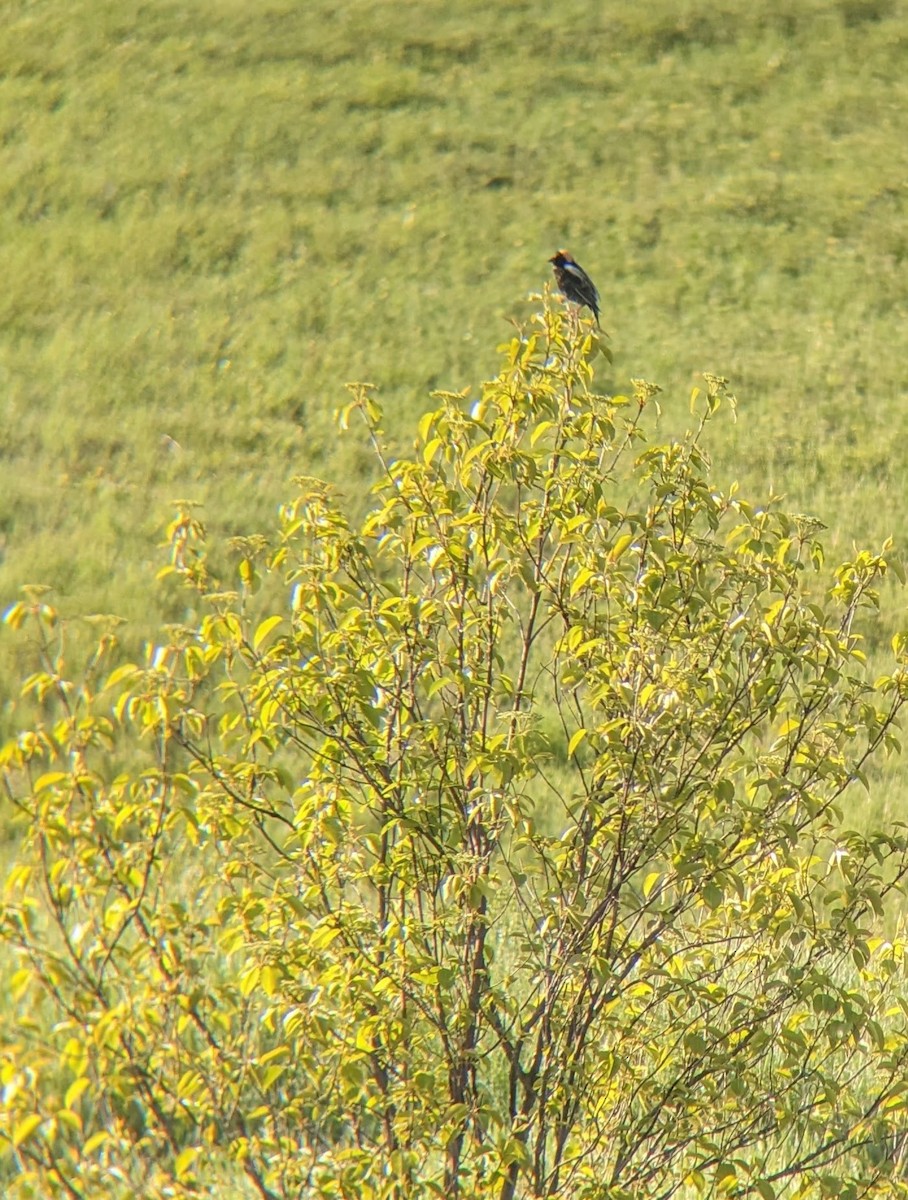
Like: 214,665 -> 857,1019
1,0 -> 907,808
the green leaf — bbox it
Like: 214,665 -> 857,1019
500,1137 -> 532,1167
702,883 -> 723,909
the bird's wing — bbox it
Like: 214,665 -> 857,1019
568,265 -> 599,305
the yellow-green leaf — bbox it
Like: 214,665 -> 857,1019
567,728 -> 587,757
239,965 -> 260,997
13,1114 -> 43,1148
260,964 -> 281,996
83,1130 -> 109,1156
423,436 -> 443,465
253,615 -> 283,651
3,601 -> 27,630
310,923 -> 340,951
65,1078 -> 90,1110
175,1146 -> 198,1180
104,663 -> 138,689
34,772 -> 68,793
643,872 -> 661,899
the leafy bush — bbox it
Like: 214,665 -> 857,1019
3,307 -> 908,1200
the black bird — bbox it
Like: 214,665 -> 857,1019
549,250 -> 601,328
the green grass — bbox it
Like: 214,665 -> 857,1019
2,0 -> 908,812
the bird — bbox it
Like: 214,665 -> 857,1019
549,250 -> 601,328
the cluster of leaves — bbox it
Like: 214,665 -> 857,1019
3,308 -> 908,1199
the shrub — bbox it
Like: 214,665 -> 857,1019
3,306 -> 908,1200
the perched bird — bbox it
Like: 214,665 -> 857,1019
549,250 -> 601,328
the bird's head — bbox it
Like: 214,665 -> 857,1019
549,250 -> 572,266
